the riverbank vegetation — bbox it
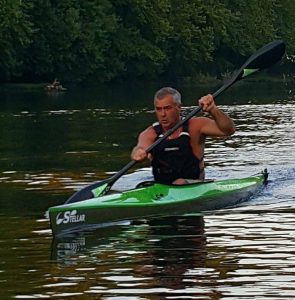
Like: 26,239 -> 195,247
0,0 -> 294,84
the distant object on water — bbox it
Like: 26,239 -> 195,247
45,79 -> 67,93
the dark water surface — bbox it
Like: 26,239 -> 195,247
1,80 -> 295,299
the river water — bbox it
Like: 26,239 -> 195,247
1,80 -> 295,299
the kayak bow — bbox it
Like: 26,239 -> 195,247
48,170 -> 268,236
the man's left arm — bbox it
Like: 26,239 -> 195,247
198,94 -> 235,136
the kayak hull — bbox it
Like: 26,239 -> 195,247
48,171 -> 267,236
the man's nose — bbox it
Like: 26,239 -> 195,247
160,108 -> 166,116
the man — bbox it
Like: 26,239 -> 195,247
131,87 -> 235,184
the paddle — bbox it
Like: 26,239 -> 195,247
65,40 -> 285,204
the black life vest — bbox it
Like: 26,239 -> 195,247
151,121 -> 202,184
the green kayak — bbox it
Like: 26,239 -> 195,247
48,170 -> 268,236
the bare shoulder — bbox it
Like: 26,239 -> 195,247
188,117 -> 212,131
139,125 -> 157,140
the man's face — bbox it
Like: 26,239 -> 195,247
154,95 -> 181,129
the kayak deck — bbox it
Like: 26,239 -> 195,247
48,171 -> 267,236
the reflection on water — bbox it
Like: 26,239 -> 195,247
1,81 -> 295,298
36,210 -> 295,298
49,216 -> 208,298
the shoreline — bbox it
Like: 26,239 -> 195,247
0,74 -> 290,91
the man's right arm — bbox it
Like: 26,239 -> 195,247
131,127 -> 155,161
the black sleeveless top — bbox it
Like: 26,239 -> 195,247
151,121 -> 202,184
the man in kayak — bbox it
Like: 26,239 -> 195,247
131,87 -> 235,184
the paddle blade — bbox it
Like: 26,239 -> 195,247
213,40 -> 285,98
91,183 -> 110,197
65,181 -> 109,204
65,186 -> 94,204
239,40 -> 286,80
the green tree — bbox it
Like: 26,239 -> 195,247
203,0 -> 279,77
274,0 -> 295,74
24,0 -> 118,82
107,0 -> 171,80
275,0 -> 295,54
0,0 -> 293,83
164,0 -> 233,79
221,0 -> 277,55
0,0 -> 32,80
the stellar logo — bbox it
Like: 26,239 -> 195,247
56,210 -> 85,225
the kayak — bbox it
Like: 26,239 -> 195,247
48,170 -> 268,236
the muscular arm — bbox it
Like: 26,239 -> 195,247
131,126 -> 156,161
198,94 -> 235,137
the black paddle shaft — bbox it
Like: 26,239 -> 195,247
66,40 -> 285,203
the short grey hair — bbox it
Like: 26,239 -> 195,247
154,87 -> 182,105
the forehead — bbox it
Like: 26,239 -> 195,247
154,95 -> 175,107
